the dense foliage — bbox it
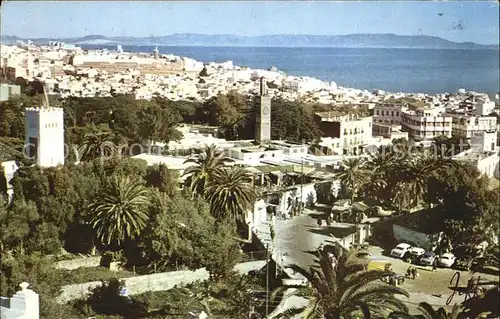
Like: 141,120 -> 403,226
0,92 -> 326,153
337,138 -> 500,250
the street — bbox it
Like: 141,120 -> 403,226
255,208 -> 499,316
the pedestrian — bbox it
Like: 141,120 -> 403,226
411,266 -> 417,280
317,218 -> 322,227
326,217 -> 332,227
432,258 -> 438,272
406,266 -> 412,278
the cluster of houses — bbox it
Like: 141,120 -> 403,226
1,53 -> 500,316
3,42 -> 478,105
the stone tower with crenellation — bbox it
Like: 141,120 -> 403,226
255,77 -> 271,144
24,88 -> 65,167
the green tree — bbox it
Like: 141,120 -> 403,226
183,144 -> 234,196
146,164 -> 180,197
336,158 -> 371,203
393,155 -> 454,209
366,149 -> 397,205
203,93 -> 243,128
79,131 -> 116,162
271,98 -> 322,143
137,101 -> 183,144
88,175 -> 150,245
0,94 -> 43,138
141,190 -> 241,276
85,278 -> 147,317
203,166 -> 258,222
273,246 -> 409,318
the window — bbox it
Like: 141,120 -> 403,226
376,110 -> 379,115
391,111 -> 394,116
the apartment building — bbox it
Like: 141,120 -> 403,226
401,107 -> 452,141
448,113 -> 497,139
453,131 -> 499,178
373,103 -> 406,125
315,112 -> 373,155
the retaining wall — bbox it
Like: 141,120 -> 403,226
57,260 -> 266,303
55,256 -> 101,270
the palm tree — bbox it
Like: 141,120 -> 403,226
393,155 -> 456,209
366,149 -> 397,204
418,302 -> 462,319
386,302 -> 462,319
336,158 -> 372,203
203,166 -> 258,222
88,175 -> 150,245
273,246 -> 409,318
183,144 -> 234,196
79,131 -> 115,162
392,182 -> 413,213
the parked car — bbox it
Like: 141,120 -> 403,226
390,243 -> 412,259
408,247 -> 426,262
438,253 -> 456,268
419,251 -> 437,266
454,256 -> 474,271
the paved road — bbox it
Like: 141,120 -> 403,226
254,208 -> 499,317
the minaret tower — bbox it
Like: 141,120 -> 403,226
255,77 -> 271,144
24,87 -> 65,167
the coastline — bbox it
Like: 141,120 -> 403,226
79,44 -> 500,97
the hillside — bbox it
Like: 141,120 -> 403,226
1,33 -> 498,49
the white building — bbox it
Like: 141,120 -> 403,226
315,112 -> 373,155
401,107 -> 452,141
227,146 -> 285,165
0,160 -> 18,202
475,99 -> 496,116
449,114 -> 497,140
1,282 -> 39,319
470,131 -> 498,153
453,150 -> 499,178
453,131 -> 499,178
148,125 -> 234,151
24,96 -> 65,167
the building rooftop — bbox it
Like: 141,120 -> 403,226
240,146 -> 279,153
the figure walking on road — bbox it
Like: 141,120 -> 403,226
432,258 -> 438,272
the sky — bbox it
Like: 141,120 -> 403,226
1,1 -> 499,45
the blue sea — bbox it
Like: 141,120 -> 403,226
80,45 -> 500,96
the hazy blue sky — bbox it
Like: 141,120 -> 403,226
1,1 -> 499,44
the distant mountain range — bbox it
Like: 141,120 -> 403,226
1,33 -> 498,50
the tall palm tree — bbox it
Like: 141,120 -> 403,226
79,131 -> 116,162
366,150 -> 397,204
183,144 -> 234,196
393,155 -> 455,209
336,158 -> 372,203
273,246 -> 409,318
392,182 -> 413,213
88,175 -> 150,245
203,166 -> 258,222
